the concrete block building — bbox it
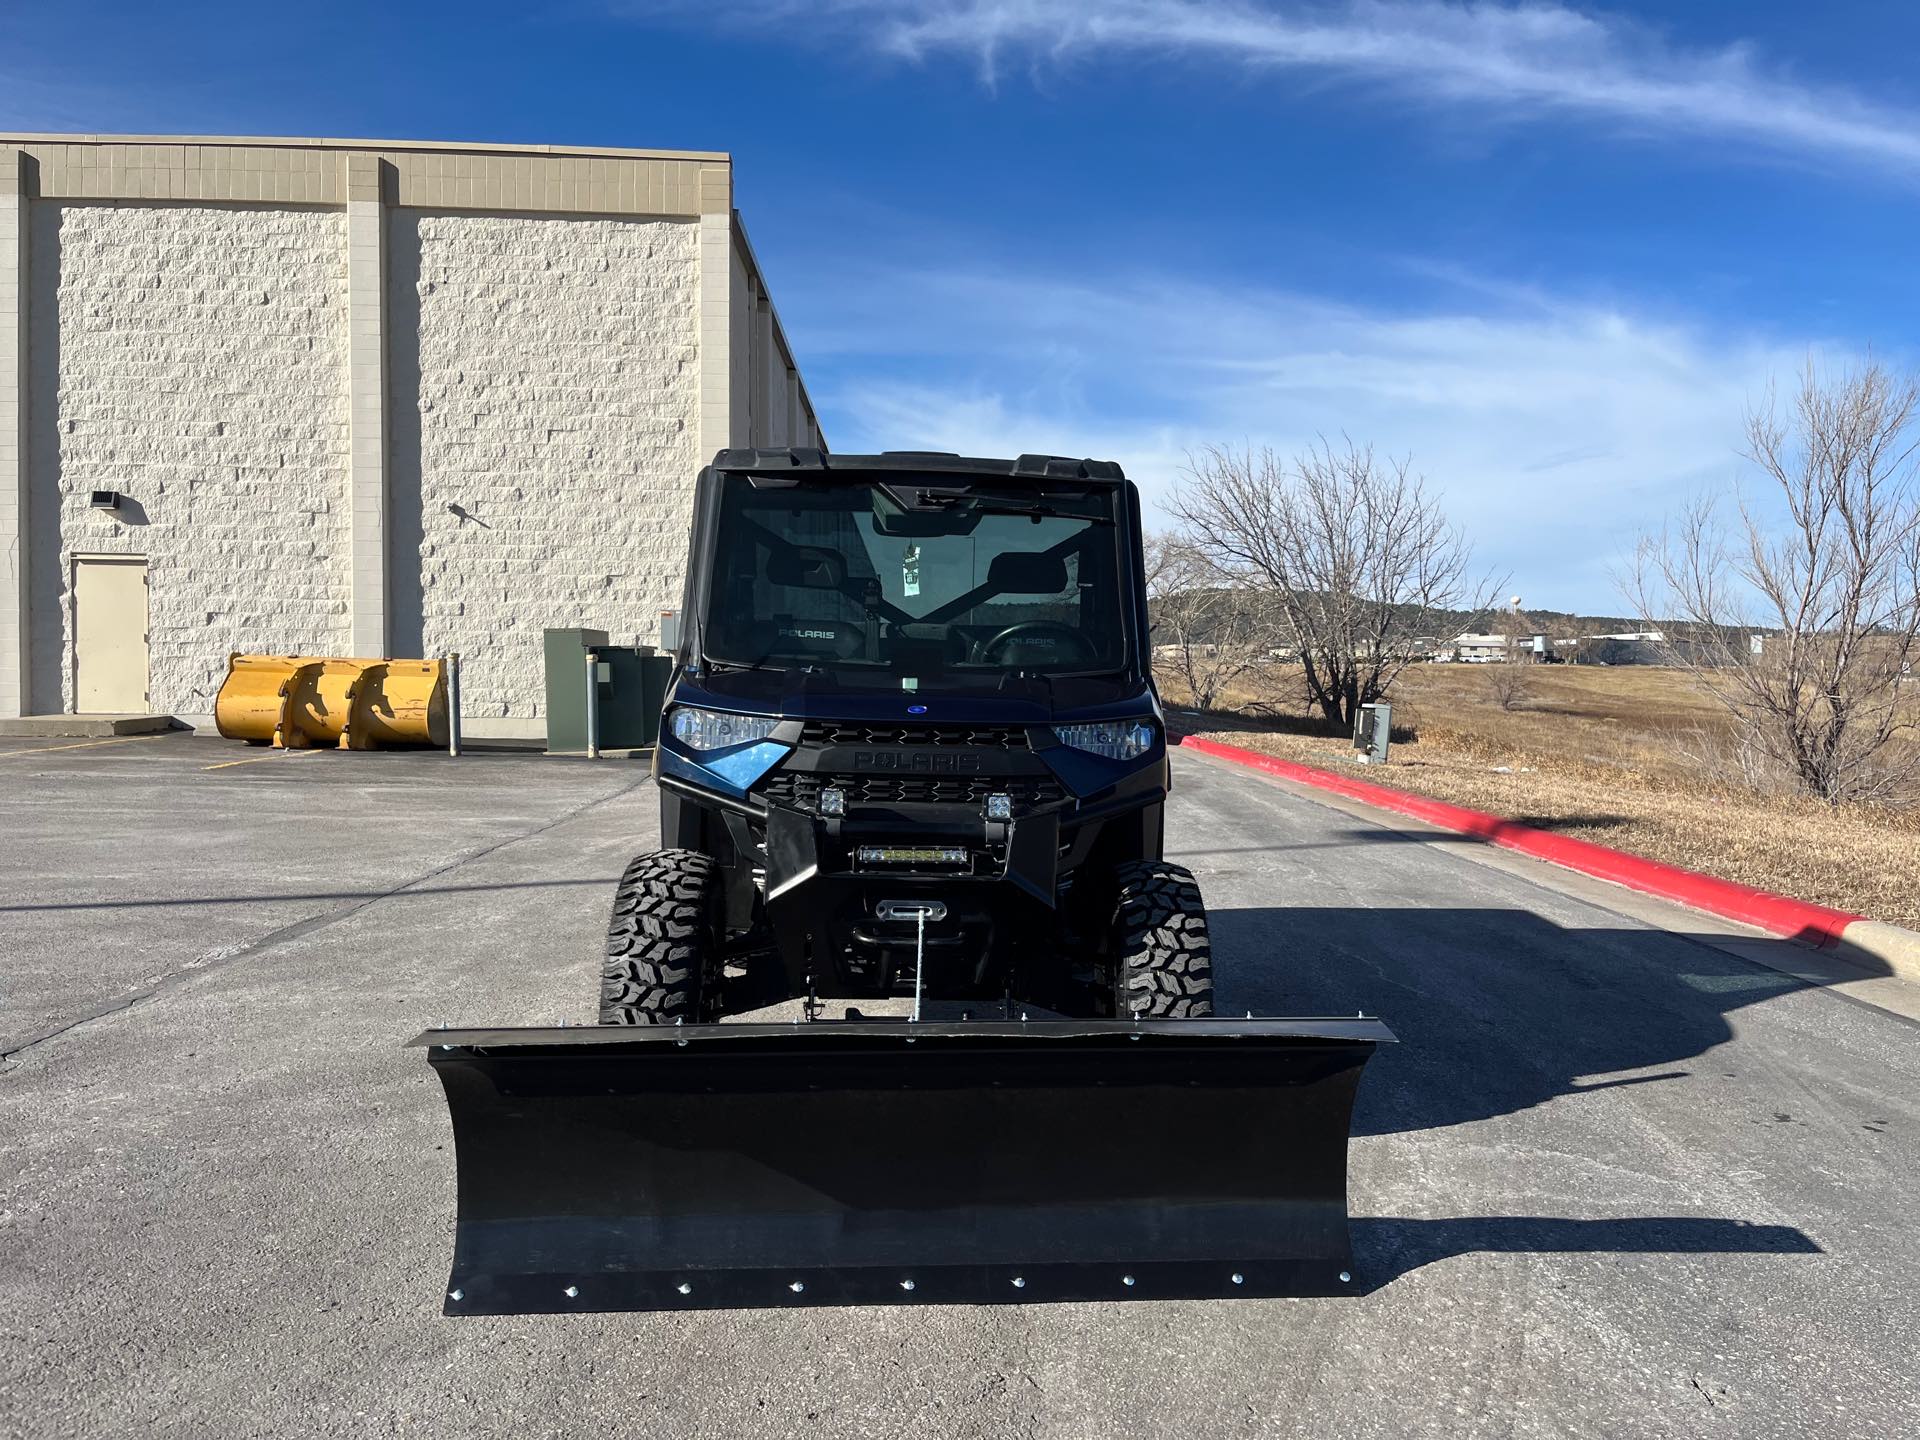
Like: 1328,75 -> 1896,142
0,134 -> 821,737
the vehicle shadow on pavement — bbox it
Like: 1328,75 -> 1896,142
1206,905 -> 1850,1287
1207,905 -> 1892,1141
1347,1215 -> 1821,1292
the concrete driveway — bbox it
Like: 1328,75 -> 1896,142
1,733 -> 1914,1438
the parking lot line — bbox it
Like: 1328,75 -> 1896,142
202,749 -> 325,772
0,734 -> 170,758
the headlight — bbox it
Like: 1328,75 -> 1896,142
1052,718 -> 1156,762
668,706 -> 780,751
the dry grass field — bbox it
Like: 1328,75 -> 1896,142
1170,662 -> 1920,930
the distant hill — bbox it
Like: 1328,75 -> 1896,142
1420,605 -> 1645,638
1151,587 -> 1644,643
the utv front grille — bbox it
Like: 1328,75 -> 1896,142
801,722 -> 1031,750
757,771 -> 1067,812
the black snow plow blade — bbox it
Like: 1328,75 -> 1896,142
414,1016 -> 1394,1313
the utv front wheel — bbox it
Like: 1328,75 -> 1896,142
599,849 -> 722,1024
1109,861 -> 1215,1017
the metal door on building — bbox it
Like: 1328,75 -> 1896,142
73,557 -> 150,713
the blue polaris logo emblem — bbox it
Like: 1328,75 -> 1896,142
907,704 -> 928,715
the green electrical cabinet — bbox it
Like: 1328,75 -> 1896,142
543,628 -> 606,753
543,628 -> 671,754
594,645 -> 672,750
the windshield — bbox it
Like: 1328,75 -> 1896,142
703,474 -> 1130,677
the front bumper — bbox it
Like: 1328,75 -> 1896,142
762,799 -> 1067,998
658,721 -> 1167,1000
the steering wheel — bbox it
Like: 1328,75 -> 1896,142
974,621 -> 1096,665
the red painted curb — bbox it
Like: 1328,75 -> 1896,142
1178,734 -> 1863,948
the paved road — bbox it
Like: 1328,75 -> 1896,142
1,734 -> 1915,1438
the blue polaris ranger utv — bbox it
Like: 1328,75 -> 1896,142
416,449 -> 1392,1316
619,447 -> 1212,1024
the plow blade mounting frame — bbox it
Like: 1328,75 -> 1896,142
416,1016 -> 1394,1313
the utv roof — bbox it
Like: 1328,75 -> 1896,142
712,447 -> 1128,483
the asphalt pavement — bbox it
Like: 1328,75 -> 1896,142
1,732 -> 1915,1439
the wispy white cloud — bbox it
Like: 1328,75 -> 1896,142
791,260 -> 1821,610
685,0 -> 1920,177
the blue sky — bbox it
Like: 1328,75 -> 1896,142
6,1 -> 1920,612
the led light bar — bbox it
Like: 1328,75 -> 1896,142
856,845 -> 971,868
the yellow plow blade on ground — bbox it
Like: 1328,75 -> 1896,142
215,655 -> 448,750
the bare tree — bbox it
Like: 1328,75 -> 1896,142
1490,598 -> 1534,712
1171,440 -> 1497,734
1144,532 -> 1260,711
1488,655 -> 1530,712
1631,361 -> 1920,804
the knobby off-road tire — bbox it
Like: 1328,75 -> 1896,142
599,848 -> 722,1025
1109,860 -> 1215,1017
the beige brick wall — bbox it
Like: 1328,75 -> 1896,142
0,138 -> 825,731
14,138 -> 725,217
1,158 -> 26,716
728,245 -> 752,447
26,202 -> 351,714
729,225 -> 818,451
387,210 -> 701,727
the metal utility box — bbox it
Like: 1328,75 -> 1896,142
543,629 -> 607,753
592,645 -> 671,750
543,629 -> 670,753
1352,702 -> 1392,765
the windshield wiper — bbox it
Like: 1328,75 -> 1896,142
970,500 -> 1112,524
706,652 -> 780,674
